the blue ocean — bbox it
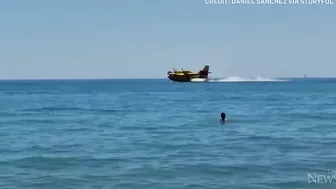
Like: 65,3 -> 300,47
1,77 -> 336,189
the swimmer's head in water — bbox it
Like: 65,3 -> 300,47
221,112 -> 226,121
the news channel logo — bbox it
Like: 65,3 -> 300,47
204,0 -> 334,5
307,169 -> 336,184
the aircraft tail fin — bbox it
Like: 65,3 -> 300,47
202,65 -> 209,72
199,65 -> 211,78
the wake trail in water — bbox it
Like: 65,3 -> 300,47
205,76 -> 289,83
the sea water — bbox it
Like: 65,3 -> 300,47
0,78 -> 336,189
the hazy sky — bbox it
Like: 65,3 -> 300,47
0,0 -> 335,79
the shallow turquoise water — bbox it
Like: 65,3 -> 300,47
0,78 -> 336,189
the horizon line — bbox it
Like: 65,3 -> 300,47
0,76 -> 335,81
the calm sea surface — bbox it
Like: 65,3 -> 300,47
0,78 -> 336,189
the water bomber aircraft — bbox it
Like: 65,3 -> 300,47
167,65 -> 211,82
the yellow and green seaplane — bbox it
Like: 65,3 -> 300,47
167,65 -> 211,82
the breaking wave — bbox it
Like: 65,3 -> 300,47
207,76 -> 289,82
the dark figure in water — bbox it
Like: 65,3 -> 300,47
220,112 -> 227,125
221,112 -> 226,121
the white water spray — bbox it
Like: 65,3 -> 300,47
191,76 -> 289,82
